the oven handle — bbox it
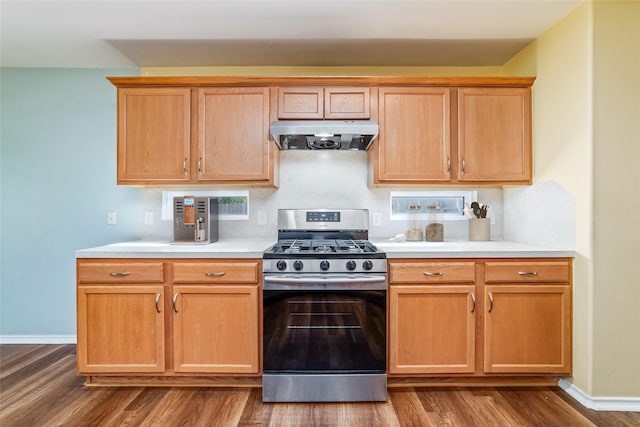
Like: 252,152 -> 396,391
263,275 -> 388,291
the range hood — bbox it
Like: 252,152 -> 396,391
270,120 -> 379,150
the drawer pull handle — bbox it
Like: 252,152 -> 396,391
109,271 -> 130,277
172,293 -> 179,313
155,293 -> 161,313
470,292 -> 476,313
488,292 -> 494,313
423,272 -> 443,277
518,271 -> 538,276
205,272 -> 225,277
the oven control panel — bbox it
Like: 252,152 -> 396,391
263,258 -> 387,274
306,211 -> 340,222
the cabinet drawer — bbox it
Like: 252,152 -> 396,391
484,261 -> 570,283
173,261 -> 259,284
389,262 -> 475,283
77,262 -> 165,284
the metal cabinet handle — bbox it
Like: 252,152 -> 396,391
461,158 -> 466,175
109,271 -> 130,277
183,158 -> 188,175
470,292 -> 476,313
447,157 -> 451,172
423,272 -> 443,277
488,292 -> 494,313
518,271 -> 538,276
205,272 -> 225,277
172,293 -> 179,313
154,293 -> 161,313
198,158 -> 202,173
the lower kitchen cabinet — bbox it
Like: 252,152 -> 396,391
483,284 -> 571,373
76,258 -> 261,379
77,285 -> 165,374
483,260 -> 572,374
387,258 -> 572,380
389,285 -> 476,374
172,285 -> 259,374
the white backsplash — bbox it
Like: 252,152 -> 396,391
503,181 -> 575,249
141,150 -> 509,242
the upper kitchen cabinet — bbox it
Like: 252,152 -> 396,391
457,87 -> 532,184
197,87 -> 275,184
116,88 -> 191,184
108,78 -> 277,187
277,87 -> 370,119
371,87 -> 451,184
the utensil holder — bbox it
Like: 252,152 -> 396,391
469,218 -> 490,241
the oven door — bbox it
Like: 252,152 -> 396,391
263,274 -> 386,374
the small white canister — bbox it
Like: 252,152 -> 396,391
469,218 -> 490,241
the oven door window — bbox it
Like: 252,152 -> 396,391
263,290 -> 386,373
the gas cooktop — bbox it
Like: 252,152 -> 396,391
264,239 -> 382,258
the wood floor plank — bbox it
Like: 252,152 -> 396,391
237,388 -> 275,426
389,388 -> 432,427
1,345 -> 639,427
96,388 -> 167,427
0,344 -> 64,381
0,350 -> 79,414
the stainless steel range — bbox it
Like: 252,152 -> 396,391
262,209 -> 387,403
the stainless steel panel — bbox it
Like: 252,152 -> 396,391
263,274 -> 387,290
270,120 -> 379,151
277,209 -> 369,231
262,258 -> 387,274
262,373 -> 387,402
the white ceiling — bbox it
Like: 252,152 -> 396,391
0,0 -> 582,68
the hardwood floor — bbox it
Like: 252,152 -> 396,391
1,345 -> 638,427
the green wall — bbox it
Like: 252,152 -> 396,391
0,68 -> 141,339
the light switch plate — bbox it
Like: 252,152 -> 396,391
144,211 -> 154,225
107,211 -> 117,225
258,210 -> 267,225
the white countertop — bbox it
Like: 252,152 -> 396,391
76,238 -> 574,259
76,239 -> 276,258
370,239 -> 574,258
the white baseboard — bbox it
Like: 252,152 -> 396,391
0,335 -> 77,344
559,378 -> 640,412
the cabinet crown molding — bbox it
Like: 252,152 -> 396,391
107,76 -> 536,88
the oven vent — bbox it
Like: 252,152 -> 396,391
175,199 -> 184,214
196,199 -> 207,214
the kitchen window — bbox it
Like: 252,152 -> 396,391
389,190 -> 476,221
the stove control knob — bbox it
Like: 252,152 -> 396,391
320,260 -> 330,271
293,260 -> 304,271
276,260 -> 287,271
362,260 -> 374,271
346,260 -> 357,271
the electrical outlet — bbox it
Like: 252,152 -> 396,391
144,211 -> 154,225
107,211 -> 117,225
372,211 -> 382,226
258,210 -> 268,225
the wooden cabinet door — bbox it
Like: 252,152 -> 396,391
197,87 -> 273,183
374,88 -> 451,183
77,286 -> 165,373
117,88 -> 191,184
173,285 -> 259,374
277,87 -> 370,119
278,87 -> 324,119
458,87 -> 531,183
484,285 -> 571,374
389,285 -> 476,374
324,87 -> 370,119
